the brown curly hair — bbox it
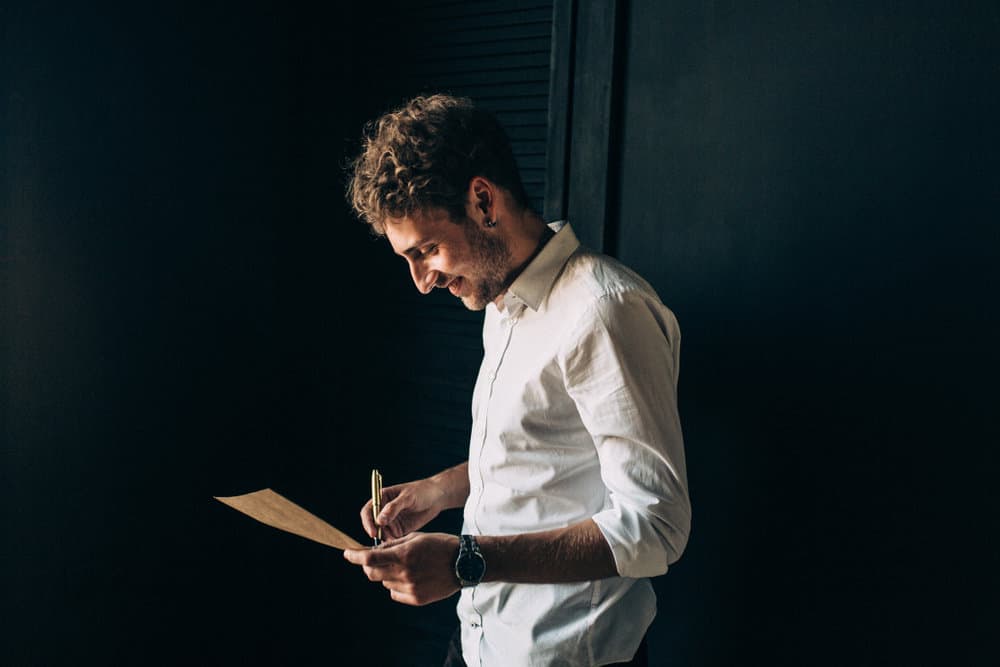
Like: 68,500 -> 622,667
346,94 -> 531,235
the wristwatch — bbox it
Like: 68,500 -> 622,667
454,534 -> 486,587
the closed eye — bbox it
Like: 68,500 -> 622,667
402,242 -> 439,262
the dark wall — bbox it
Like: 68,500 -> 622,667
4,2 -> 998,666
2,2 -> 405,663
615,1 -> 998,664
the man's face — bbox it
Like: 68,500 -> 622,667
384,208 -> 512,311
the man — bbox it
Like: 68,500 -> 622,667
342,94 -> 690,667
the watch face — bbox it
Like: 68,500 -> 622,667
457,552 -> 486,584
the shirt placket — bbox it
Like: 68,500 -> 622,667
471,305 -> 521,534
469,304 -> 521,665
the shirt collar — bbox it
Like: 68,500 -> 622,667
502,221 -> 580,313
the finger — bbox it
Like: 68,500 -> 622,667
359,499 -> 376,538
381,579 -> 413,594
388,588 -> 419,606
379,484 -> 405,501
374,486 -> 403,524
364,565 -> 397,582
376,533 -> 415,552
343,547 -> 393,566
381,520 -> 405,541
377,491 -> 413,526
381,512 -> 414,541
352,544 -> 405,569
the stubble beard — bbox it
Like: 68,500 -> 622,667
460,219 -> 512,311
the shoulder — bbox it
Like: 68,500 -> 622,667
550,248 -> 663,311
547,249 -> 679,344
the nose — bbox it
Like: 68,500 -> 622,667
409,261 -> 436,295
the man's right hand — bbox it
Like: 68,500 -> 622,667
360,478 -> 444,541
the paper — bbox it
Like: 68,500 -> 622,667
214,488 -> 364,550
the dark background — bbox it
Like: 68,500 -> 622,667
3,1 -> 997,665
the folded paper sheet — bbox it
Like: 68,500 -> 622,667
214,488 -> 363,550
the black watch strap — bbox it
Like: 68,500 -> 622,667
455,534 -> 486,587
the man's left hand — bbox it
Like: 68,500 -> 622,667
343,532 -> 460,606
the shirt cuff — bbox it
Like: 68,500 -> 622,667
592,495 -> 690,579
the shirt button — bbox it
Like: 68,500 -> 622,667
471,622 -> 480,628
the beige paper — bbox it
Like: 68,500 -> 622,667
214,488 -> 363,550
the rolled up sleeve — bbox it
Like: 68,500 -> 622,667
560,292 -> 691,578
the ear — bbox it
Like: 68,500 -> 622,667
468,176 -> 494,220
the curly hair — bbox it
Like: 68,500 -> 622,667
346,94 -> 531,235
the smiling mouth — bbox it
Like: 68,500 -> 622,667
447,277 -> 463,296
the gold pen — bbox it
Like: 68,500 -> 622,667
371,469 -> 383,547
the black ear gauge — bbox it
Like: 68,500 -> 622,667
484,218 -> 497,228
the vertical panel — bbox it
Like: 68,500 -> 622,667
543,0 -> 575,221
566,0 -> 623,252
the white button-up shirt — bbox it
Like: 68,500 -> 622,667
458,222 -> 691,666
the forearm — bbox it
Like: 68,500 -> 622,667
477,518 -> 617,584
345,518 -> 618,607
426,461 -> 470,511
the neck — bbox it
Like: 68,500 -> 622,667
493,211 -> 553,306
507,209 -> 549,263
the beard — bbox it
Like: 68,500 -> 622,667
459,218 -> 513,311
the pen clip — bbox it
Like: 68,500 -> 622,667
371,469 -> 382,547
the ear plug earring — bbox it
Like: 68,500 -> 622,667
484,218 -> 497,228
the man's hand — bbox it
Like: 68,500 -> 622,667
360,478 -> 444,541
343,532 -> 460,606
